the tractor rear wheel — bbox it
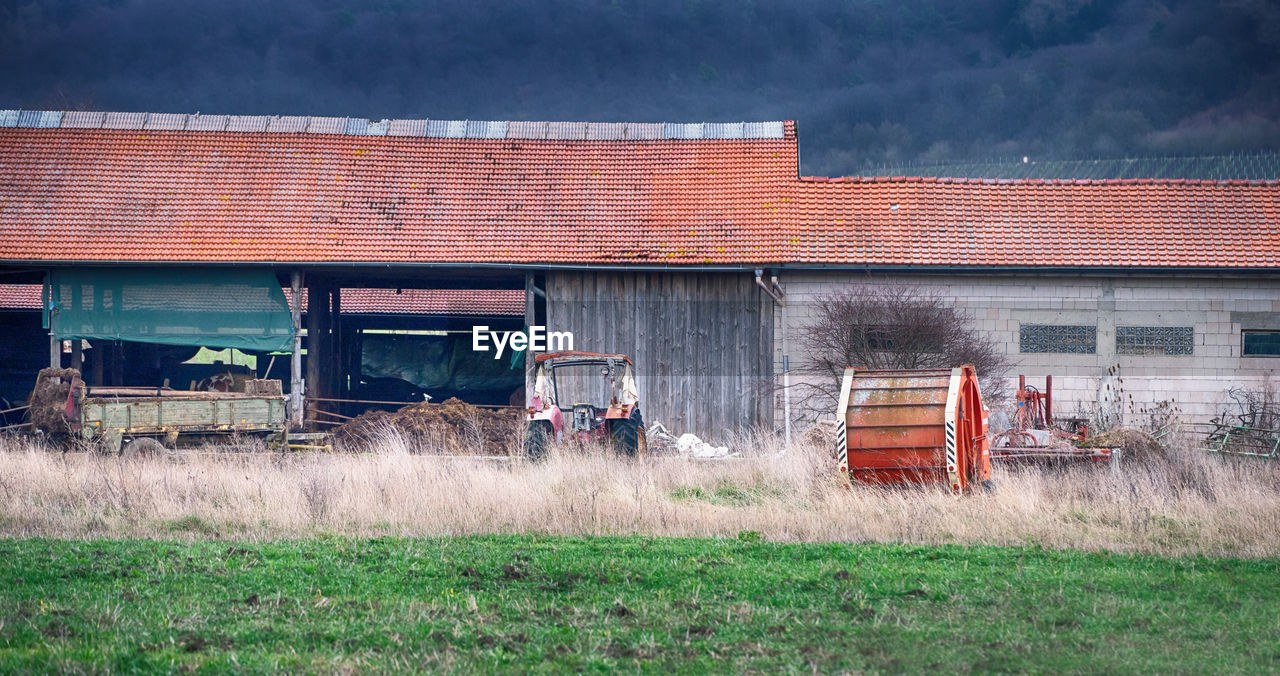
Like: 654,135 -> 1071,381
610,410 -> 646,458
524,422 -> 553,461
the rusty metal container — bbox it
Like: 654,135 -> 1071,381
835,366 -> 991,492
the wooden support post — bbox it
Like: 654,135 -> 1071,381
49,334 -> 60,369
69,283 -> 83,373
340,322 -> 360,418
331,287 -> 343,400
350,325 -> 363,393
290,272 -> 304,429
306,278 -> 329,429
525,272 -> 536,406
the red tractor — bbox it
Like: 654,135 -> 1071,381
524,351 -> 646,459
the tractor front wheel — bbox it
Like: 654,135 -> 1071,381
610,410 -> 646,459
524,422 -> 553,461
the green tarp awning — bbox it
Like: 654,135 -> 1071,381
45,268 -> 294,352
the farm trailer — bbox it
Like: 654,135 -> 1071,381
32,369 -> 289,455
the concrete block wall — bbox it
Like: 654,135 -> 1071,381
772,272 -> 1279,429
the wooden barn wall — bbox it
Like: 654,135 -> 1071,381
545,271 -> 774,441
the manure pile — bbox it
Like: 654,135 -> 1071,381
334,397 -> 521,454
28,367 -> 82,439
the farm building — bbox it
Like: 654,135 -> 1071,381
0,110 -> 1277,440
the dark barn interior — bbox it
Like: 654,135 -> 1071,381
2,267 -> 536,427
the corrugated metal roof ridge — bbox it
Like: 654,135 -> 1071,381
0,110 -> 789,140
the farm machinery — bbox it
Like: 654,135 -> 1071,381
524,351 -> 645,459
28,367 -> 288,455
990,375 -> 1113,463
834,366 -> 992,492
1199,387 -> 1280,460
834,368 -> 1118,492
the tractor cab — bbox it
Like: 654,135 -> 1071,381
525,351 -> 644,459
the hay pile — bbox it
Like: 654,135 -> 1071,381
1079,427 -> 1166,464
334,397 -> 521,454
28,367 -> 82,439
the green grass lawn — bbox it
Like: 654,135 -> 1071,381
1,535 -> 1277,673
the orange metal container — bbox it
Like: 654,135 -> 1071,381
835,366 -> 991,492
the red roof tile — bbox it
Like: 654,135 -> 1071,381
0,123 -> 796,265
0,284 -> 39,309
292,288 -> 524,315
1,115 -> 1277,269
786,177 -> 1280,268
1,284 -> 523,315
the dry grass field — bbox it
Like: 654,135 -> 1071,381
1,427 -> 1277,557
3,426 -> 1279,672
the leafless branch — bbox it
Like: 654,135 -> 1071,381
797,285 -> 1013,407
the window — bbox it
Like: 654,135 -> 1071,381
1243,331 -> 1280,356
851,325 -> 899,351
1116,326 -> 1194,356
1019,324 -> 1096,354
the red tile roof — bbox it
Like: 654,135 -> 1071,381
0,122 -> 796,265
788,176 -> 1280,268
1,284 -> 523,315
1,113 -> 1277,269
0,284 -> 39,309
293,288 -> 524,315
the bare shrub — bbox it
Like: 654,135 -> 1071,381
1129,398 -> 1183,441
799,285 -> 1013,408
1219,377 -> 1280,430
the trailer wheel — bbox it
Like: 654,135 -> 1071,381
120,437 -> 167,458
524,422 -> 553,461
610,410 -> 646,459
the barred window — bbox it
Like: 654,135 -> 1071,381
1116,326 -> 1194,356
1019,324 -> 1096,354
850,325 -> 899,351
1243,331 -> 1280,356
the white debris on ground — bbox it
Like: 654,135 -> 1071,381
677,433 -> 734,458
647,423 -> 738,458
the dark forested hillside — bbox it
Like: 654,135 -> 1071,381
1,0 -> 1276,176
